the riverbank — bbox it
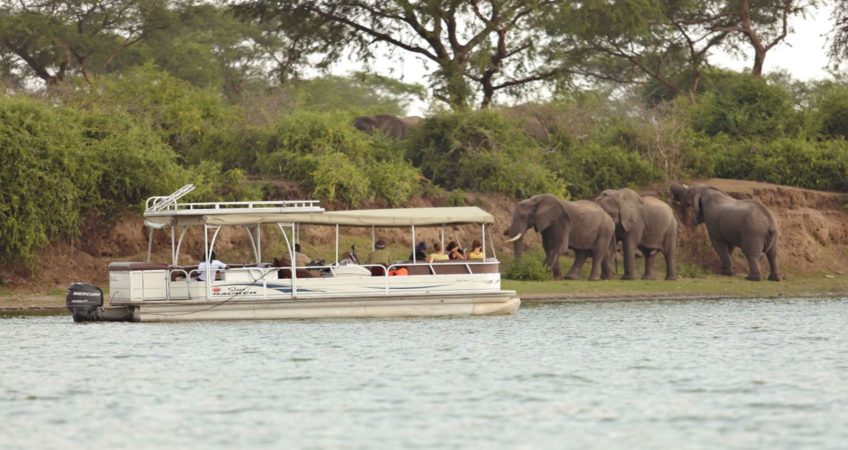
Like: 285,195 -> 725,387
3,274 -> 846,316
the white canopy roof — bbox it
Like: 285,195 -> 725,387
144,206 -> 495,228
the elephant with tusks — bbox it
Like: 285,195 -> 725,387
505,194 -> 615,281
670,183 -> 781,281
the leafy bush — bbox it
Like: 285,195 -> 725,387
504,251 -> 553,281
256,111 -> 421,206
187,161 -> 263,203
367,161 -> 421,207
689,71 -> 804,139
0,95 -> 188,263
551,143 -> 664,198
310,153 -> 371,206
76,64 -> 238,158
808,81 -> 848,138
407,110 -> 568,198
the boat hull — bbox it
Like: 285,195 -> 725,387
129,291 -> 520,322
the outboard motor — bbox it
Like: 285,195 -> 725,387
66,282 -> 103,322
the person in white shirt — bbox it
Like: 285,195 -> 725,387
198,251 -> 228,281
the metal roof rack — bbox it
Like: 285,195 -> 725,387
144,185 -> 323,217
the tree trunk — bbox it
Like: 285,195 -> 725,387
751,43 -> 766,77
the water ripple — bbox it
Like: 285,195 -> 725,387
0,297 -> 846,449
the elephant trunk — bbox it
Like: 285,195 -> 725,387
513,239 -> 523,259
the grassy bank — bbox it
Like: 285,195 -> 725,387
2,274 -> 847,315
504,274 -> 848,300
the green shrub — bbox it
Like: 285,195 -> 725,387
407,110 -> 567,198
505,251 -> 553,281
689,71 -> 804,139
79,111 -> 187,213
310,152 -> 371,206
187,161 -> 262,202
367,161 -> 420,207
256,111 -> 421,206
552,143 -> 664,198
808,81 -> 848,139
0,96 -> 89,263
0,95 -> 188,263
73,64 -> 238,158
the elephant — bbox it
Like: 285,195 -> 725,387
504,194 -> 615,280
352,114 -> 421,139
670,183 -> 780,281
594,188 -> 678,280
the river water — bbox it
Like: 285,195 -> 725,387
1,298 -> 846,449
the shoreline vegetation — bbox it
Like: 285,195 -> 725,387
4,274 -> 846,316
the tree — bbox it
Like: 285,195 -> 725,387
551,0 -> 731,102
0,0 -> 166,85
236,0 -> 564,110
829,1 -> 848,64
713,0 -> 817,77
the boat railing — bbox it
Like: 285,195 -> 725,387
144,198 -> 323,215
118,260 -> 500,302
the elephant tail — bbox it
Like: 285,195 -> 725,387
764,226 -> 778,254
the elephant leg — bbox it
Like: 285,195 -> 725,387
743,251 -> 764,281
545,250 -> 562,279
711,238 -> 734,276
621,237 -> 637,280
663,231 -> 678,280
588,249 -> 603,281
601,247 -> 613,280
766,244 -> 781,282
641,249 -> 656,280
566,251 -> 588,280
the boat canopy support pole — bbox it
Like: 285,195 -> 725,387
209,225 -> 222,255
243,225 -> 259,264
291,223 -> 297,297
486,225 -> 496,260
335,225 -> 339,264
204,225 -> 210,298
257,224 -> 262,264
440,225 -> 445,252
146,227 -> 154,263
482,224 -> 487,260
175,226 -> 188,266
277,223 -> 296,299
411,226 -> 417,263
170,226 -> 175,265
371,226 -> 375,251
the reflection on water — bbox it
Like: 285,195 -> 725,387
1,298 -> 847,449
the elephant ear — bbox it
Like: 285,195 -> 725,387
618,195 -> 642,233
534,197 -> 562,232
692,192 -> 705,224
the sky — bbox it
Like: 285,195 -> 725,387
333,4 -> 838,116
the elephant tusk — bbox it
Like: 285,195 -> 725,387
505,233 -> 523,242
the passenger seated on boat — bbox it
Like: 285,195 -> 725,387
409,241 -> 428,262
467,240 -> 484,260
273,252 -> 321,279
294,243 -> 312,267
366,239 -> 391,267
427,242 -> 449,263
446,241 -> 466,260
366,239 -> 391,275
198,251 -> 228,281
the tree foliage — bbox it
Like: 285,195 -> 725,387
237,0 -> 565,110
